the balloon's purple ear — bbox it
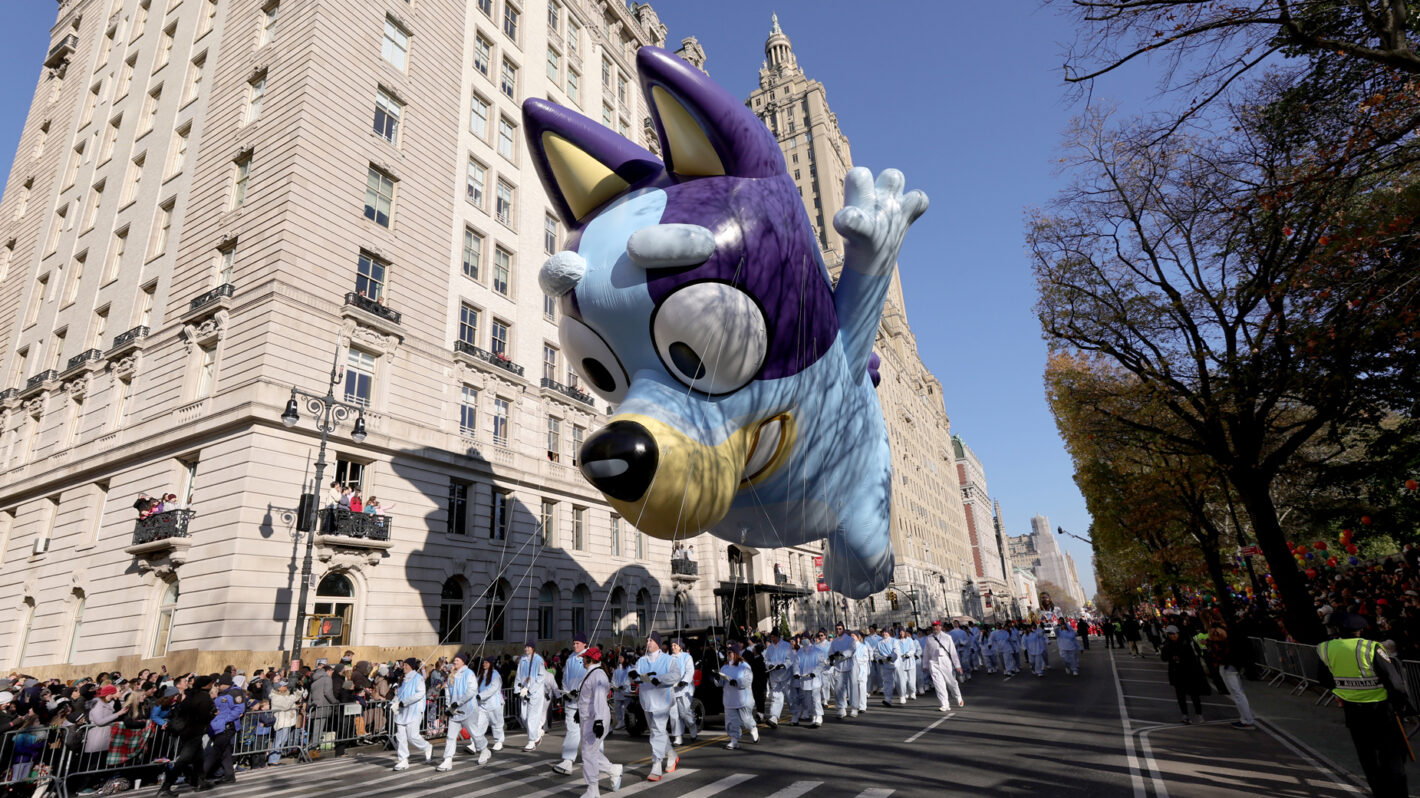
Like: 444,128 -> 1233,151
521,98 -> 663,228
636,47 -> 785,180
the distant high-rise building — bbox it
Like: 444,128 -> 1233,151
952,435 -> 1011,618
1009,514 -> 1086,606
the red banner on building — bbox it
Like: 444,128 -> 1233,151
814,556 -> 828,591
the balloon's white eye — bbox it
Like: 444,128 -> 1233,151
652,282 -> 767,395
560,316 -> 629,404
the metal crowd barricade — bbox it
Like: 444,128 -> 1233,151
0,724 -> 66,795
1402,661 -> 1420,710
57,721 -> 182,798
300,699 -> 389,759
1248,637 -> 1276,680
1260,638 -> 1289,686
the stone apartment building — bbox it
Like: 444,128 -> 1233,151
0,2 -> 976,677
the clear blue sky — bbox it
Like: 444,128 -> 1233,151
0,1 -> 1180,601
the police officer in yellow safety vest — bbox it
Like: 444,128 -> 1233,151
1317,614 -> 1414,798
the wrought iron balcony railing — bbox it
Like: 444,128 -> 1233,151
671,559 -> 699,576
188,282 -> 234,313
344,292 -> 402,325
321,507 -> 393,541
26,370 -> 57,390
133,509 -> 197,545
110,325 -> 150,351
454,340 -> 525,377
540,377 -> 596,406
65,349 -> 103,372
0,388 -> 15,403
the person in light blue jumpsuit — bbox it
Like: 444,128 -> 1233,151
468,657 -> 504,763
668,639 -> 697,745
948,624 -> 973,683
611,655 -> 633,730
553,634 -> 591,775
392,658 -> 432,770
438,652 -> 477,770
634,631 -> 682,781
763,630 -> 794,727
989,626 -> 1015,674
912,630 -> 927,696
715,643 -> 757,749
874,628 -> 899,705
894,628 -> 915,703
516,642 -> 548,750
851,630 -> 872,715
828,622 -> 857,718
1008,624 -> 1024,674
1056,623 -> 1081,676
1024,625 -> 1049,676
795,630 -> 828,726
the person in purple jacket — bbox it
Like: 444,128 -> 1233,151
203,674 -> 247,784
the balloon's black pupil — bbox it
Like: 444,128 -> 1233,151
669,342 -> 706,380
582,358 -> 617,393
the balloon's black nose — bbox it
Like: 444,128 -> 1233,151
579,421 -> 660,501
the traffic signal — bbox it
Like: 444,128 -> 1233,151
886,590 -> 897,602
307,616 -> 343,639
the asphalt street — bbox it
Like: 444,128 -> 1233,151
129,647 -> 1369,797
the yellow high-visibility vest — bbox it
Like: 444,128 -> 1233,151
1317,637 -> 1388,703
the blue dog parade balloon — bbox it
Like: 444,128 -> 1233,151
523,47 -> 927,599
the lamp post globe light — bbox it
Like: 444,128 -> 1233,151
280,339 -> 368,665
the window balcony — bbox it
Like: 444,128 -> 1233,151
316,508 -> 395,552
64,349 -> 104,373
21,370 -> 58,397
109,325 -> 150,354
0,388 -> 16,404
188,282 -> 234,314
344,292 -> 402,325
45,34 -> 78,69
125,509 -> 197,561
671,558 -> 699,578
454,340 -> 525,378
540,377 -> 596,407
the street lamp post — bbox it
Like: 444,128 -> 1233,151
280,343 -> 367,666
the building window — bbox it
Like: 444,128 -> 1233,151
617,73 -> 627,104
447,482 -> 468,535
459,385 -> 478,435
546,415 -> 560,460
490,489 -> 509,539
183,55 -> 205,103
117,56 -> 135,99
151,581 -> 178,657
260,2 -> 279,46
491,318 -> 509,356
312,573 -> 354,646
363,166 -> 395,227
382,18 -> 409,70
469,92 -> 488,138
158,25 -> 175,68
492,248 -> 511,295
500,59 -> 517,99
355,251 -> 387,300
543,215 -> 561,256
166,126 -> 188,177
344,348 -> 375,407
122,155 -> 143,205
601,57 -> 610,87
140,86 -> 161,135
609,587 -> 626,637
538,583 -> 556,639
568,19 -> 580,55
373,88 -> 400,142
492,396 -> 510,445
334,457 -> 365,490
547,1 -> 560,32
546,47 -> 559,81
195,344 -> 217,398
149,200 -> 174,259
458,303 -> 478,345
572,584 -> 588,637
610,514 -> 621,556
635,526 -> 644,559
572,506 -> 584,550
83,181 -> 104,231
601,103 -> 612,127
466,159 -> 485,207
540,499 -> 555,545
461,228 -> 482,280
111,376 -> 132,429
542,344 -> 557,382
473,34 -> 491,76
571,425 -> 584,465
566,69 -> 579,103
216,243 -> 235,285
502,2 -> 519,41
63,254 -> 85,305
477,0 -> 492,17
198,0 -> 218,37
63,145 -> 82,188
231,153 -> 252,209
485,580 -> 507,641
544,292 -> 557,321
89,306 -> 108,350
138,283 -> 156,326
497,117 -> 516,160
65,395 -> 84,446
635,589 -> 649,635
495,182 -> 514,227
66,592 -> 87,663
439,578 -> 464,642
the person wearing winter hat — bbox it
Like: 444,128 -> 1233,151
391,658 -> 432,770
552,633 -> 591,775
574,646 -> 623,797
437,652 -> 477,771
668,638 -> 697,745
516,642 -> 549,751
634,630 -> 682,781
716,643 -> 758,750
157,676 -> 216,796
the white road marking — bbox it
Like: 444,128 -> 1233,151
675,773 -> 756,797
904,712 -> 954,743
1120,694 -> 1235,709
765,781 -> 824,798
605,767 -> 695,795
853,789 -> 895,798
1256,719 -> 1366,794
1135,727 -> 1171,798
1109,649 -> 1149,798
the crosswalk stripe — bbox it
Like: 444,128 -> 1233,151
601,767 -> 696,796
360,758 -> 548,798
675,773 -> 757,798
853,789 -> 895,798
765,781 -> 824,798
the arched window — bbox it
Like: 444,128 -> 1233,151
635,588 -> 650,636
608,587 -> 626,637
673,594 -> 686,631
313,573 -> 354,646
485,579 -> 509,641
537,582 -> 557,640
151,582 -> 179,657
571,584 -> 589,639
66,590 -> 86,663
14,598 -> 35,667
439,578 -> 465,644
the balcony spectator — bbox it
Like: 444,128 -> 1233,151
364,497 -> 394,516
328,481 -> 345,509
350,490 -> 364,514
338,485 -> 353,509
133,492 -> 154,517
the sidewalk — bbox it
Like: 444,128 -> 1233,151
1242,672 -> 1420,791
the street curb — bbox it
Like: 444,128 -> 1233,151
1255,717 -> 1368,793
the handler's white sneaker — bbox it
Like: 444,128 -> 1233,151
552,759 -> 574,775
392,760 -> 409,771
750,726 -> 759,743
477,748 -> 491,765
436,759 -> 453,772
